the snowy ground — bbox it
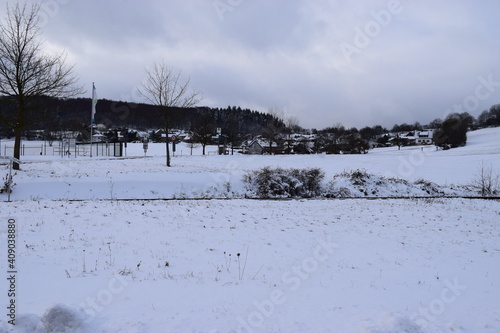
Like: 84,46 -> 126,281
0,128 -> 499,332
1,199 -> 500,333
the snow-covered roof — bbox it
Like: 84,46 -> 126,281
249,138 -> 278,148
418,131 -> 431,137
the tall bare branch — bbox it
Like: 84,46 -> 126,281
139,61 -> 203,166
0,2 -> 83,169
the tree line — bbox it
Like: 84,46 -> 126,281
0,96 -> 277,137
1,95 -> 499,150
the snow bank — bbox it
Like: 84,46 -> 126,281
1,304 -> 88,333
325,169 -> 472,198
41,304 -> 85,333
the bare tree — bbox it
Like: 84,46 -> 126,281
471,161 -> 499,197
392,134 -> 407,150
191,113 -> 215,156
224,112 -> 241,155
263,107 -> 284,154
139,61 -> 203,166
285,116 -> 300,133
0,2 -> 83,169
187,141 -> 200,156
283,115 -> 300,153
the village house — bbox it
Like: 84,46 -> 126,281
389,130 -> 434,147
415,130 -> 433,145
243,138 -> 279,154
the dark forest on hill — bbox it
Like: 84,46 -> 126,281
0,96 -> 282,138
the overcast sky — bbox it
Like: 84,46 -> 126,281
2,0 -> 500,129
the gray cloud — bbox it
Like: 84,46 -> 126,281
1,0 -> 499,129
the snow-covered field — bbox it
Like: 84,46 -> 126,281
0,199 -> 499,333
0,128 -> 499,332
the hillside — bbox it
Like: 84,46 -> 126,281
0,96 -> 280,139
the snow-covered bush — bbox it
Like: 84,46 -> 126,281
243,167 -> 325,198
325,169 -> 458,198
41,304 -> 85,332
324,185 -> 352,198
245,168 -> 469,199
414,179 -> 445,196
291,167 -> 324,197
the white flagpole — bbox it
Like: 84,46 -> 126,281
90,82 -> 96,157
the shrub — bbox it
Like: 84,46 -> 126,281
325,169 -> 449,198
324,185 -> 351,198
0,173 -> 15,194
243,167 -> 325,198
414,179 -> 444,196
470,161 -> 499,196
